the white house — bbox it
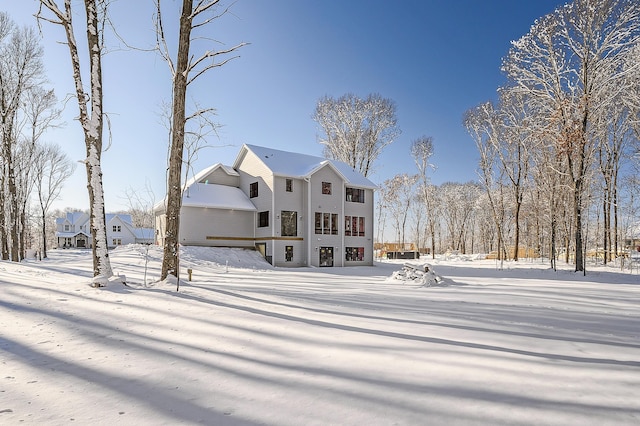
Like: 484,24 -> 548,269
154,144 -> 377,267
55,212 -> 154,249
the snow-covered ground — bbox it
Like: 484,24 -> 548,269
1,246 -> 639,425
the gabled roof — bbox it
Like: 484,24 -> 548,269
187,163 -> 239,186
106,213 -> 133,225
234,144 -> 378,189
56,211 -> 88,225
182,182 -> 256,211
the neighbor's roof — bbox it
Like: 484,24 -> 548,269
236,144 -> 378,189
133,228 -> 155,240
182,182 -> 257,211
55,231 -> 91,238
56,211 -> 88,225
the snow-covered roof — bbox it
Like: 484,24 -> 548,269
182,183 -> 257,211
106,213 -> 133,225
133,228 -> 154,240
186,163 -> 239,187
236,144 -> 378,189
56,211 -> 88,225
56,231 -> 91,238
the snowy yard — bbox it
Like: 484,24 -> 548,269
1,246 -> 639,425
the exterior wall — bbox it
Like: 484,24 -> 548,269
236,150 -> 276,260
343,187 -> 375,266
179,206 -> 255,247
107,216 -> 136,248
271,175 -> 306,267
155,213 -> 166,245
308,166 -> 345,267
199,167 -> 239,187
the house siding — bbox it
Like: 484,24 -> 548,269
272,175 -> 307,267
344,187 -> 375,266
179,206 -> 255,247
309,166 -> 345,267
236,150 -> 275,259
198,167 -> 239,187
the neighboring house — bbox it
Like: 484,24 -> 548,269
55,212 -> 154,249
625,221 -> 640,252
154,144 -> 377,267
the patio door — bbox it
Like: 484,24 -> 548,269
319,246 -> 333,267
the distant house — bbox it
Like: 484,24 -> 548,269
55,212 -> 154,249
625,222 -> 640,252
154,144 -> 377,267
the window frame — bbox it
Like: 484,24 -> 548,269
258,211 -> 269,228
346,187 -> 365,203
250,182 -> 258,198
345,247 -> 365,261
321,181 -> 332,195
281,210 -> 297,236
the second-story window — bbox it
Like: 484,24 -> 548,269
258,211 -> 269,227
112,225 -> 121,232
64,225 -> 69,231
322,181 -> 332,195
281,211 -> 297,236
346,187 -> 365,203
250,182 -> 258,198
285,178 -> 293,192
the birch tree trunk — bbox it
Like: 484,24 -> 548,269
38,0 -> 113,280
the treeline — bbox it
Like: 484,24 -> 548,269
377,0 -> 640,271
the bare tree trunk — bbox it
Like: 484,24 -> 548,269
0,177 -> 7,260
41,209 -> 48,258
161,0 -> 192,281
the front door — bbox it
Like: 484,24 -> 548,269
319,246 -> 333,267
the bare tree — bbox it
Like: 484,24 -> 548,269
38,0 -> 114,281
313,93 -> 400,177
33,142 -> 75,258
502,0 -> 640,271
155,0 -> 247,282
465,103 -> 509,262
410,136 -> 438,258
439,182 -> 481,254
383,173 -> 418,248
0,13 -> 45,261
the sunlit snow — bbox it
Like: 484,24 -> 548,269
1,246 -> 639,425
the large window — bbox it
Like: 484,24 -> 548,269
281,211 -> 297,236
345,216 -> 365,236
250,182 -> 258,198
346,187 -> 365,203
322,181 -> 332,195
258,211 -> 269,227
345,247 -> 365,261
315,212 -> 338,235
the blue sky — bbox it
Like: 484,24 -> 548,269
5,0 -> 567,211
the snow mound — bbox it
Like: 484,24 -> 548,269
389,262 -> 445,287
178,246 -> 274,270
